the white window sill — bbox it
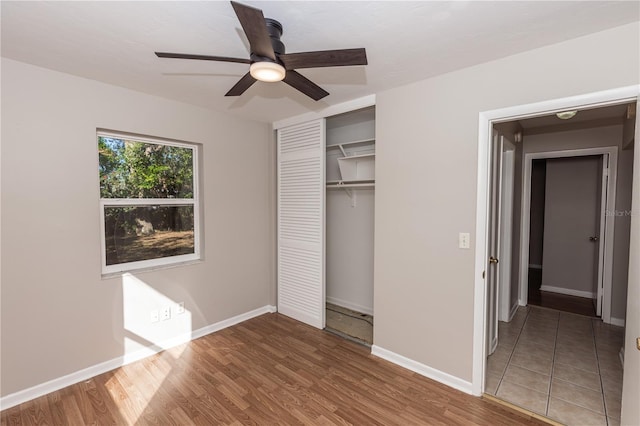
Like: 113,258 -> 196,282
101,258 -> 203,279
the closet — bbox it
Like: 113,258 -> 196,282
325,107 -> 375,344
276,105 -> 375,344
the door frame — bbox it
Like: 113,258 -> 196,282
518,147 -> 617,322
472,84 -> 639,396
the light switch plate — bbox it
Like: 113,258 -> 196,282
459,233 -> 470,249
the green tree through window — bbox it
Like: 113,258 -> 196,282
98,133 -> 200,274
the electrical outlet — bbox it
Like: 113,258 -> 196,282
150,310 -> 159,323
176,302 -> 185,315
161,306 -> 171,321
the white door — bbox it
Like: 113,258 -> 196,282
486,130 -> 503,355
277,119 -> 326,329
498,137 -> 516,322
621,100 -> 639,425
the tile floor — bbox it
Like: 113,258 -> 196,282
486,306 -> 624,426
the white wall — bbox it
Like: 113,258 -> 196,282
0,59 -> 274,396
373,22 -> 639,383
325,108 -> 375,314
326,189 -> 375,313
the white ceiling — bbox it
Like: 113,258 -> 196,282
2,1 -> 638,123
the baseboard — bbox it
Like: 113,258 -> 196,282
0,305 -> 277,410
489,336 -> 498,356
326,296 -> 373,316
371,345 -> 472,395
618,346 -> 624,369
539,285 -> 595,299
528,264 -> 542,269
508,302 -> 519,322
619,346 -> 625,367
609,317 -> 625,327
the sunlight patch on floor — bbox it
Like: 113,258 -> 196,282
119,273 -> 194,423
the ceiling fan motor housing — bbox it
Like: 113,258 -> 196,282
250,18 -> 285,63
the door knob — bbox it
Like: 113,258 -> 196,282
589,236 -> 599,242
489,256 -> 499,264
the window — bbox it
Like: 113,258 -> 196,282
98,131 -> 200,274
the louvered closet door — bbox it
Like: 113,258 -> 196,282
277,119 -> 325,329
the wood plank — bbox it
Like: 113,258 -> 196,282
1,313 -> 547,425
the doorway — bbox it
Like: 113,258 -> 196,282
521,148 -> 616,320
527,155 -> 606,317
486,124 -> 630,423
474,88 -> 638,424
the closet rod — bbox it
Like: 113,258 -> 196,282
326,182 -> 375,189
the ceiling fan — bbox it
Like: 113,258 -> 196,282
155,1 -> 367,101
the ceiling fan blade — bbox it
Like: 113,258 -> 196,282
230,1 -> 275,61
155,52 -> 250,64
225,72 -> 257,96
283,70 -> 329,101
279,48 -> 367,70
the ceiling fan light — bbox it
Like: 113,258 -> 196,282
250,62 -> 286,82
556,110 -> 578,120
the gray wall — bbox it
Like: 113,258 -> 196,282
541,156 -> 601,295
612,144 -> 634,321
529,160 -> 546,267
621,114 -> 639,426
523,125 -> 633,321
622,106 -> 636,149
0,59 -> 275,396
326,190 -> 375,313
374,22 -> 638,382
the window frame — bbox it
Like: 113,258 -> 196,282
98,130 -> 201,275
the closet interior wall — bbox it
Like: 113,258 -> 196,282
325,107 -> 376,315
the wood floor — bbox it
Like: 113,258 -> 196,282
527,268 -> 597,317
1,313 -> 547,425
